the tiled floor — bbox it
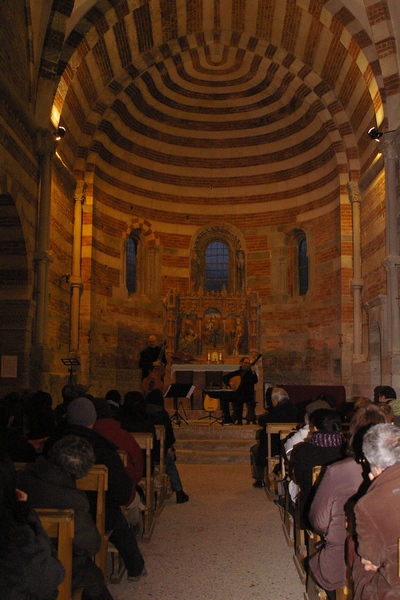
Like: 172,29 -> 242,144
108,463 -> 304,600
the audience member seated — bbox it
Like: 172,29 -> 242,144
308,403 -> 393,600
0,396 -> 36,462
105,389 -> 122,420
289,408 -> 345,529
17,435 -> 113,600
352,423 -> 400,599
251,387 -> 300,488
0,451 -> 65,600
92,397 -> 144,511
377,385 -> 400,426
53,384 -> 90,426
25,390 -> 56,453
145,388 -> 189,504
44,397 -> 146,582
120,391 -> 158,475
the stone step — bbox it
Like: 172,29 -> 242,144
172,420 -> 258,464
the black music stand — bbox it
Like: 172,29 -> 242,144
61,357 -> 80,385
164,384 -> 195,426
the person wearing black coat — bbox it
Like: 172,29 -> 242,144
0,451 -> 65,600
43,398 -> 146,580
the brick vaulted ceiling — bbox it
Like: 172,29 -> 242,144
52,0 -> 384,224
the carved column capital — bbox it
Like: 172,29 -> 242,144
378,131 -> 398,162
346,181 -> 361,204
33,128 -> 57,156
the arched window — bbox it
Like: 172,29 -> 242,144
126,230 -> 140,294
205,240 -> 229,292
298,237 -> 308,296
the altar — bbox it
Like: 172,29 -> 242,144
170,362 -> 261,410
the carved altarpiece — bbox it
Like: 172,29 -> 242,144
164,288 -> 261,363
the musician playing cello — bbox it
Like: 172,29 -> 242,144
139,335 -> 167,388
223,356 -> 258,425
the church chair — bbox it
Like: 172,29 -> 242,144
36,508 -> 83,600
76,464 -> 109,580
154,424 -> 167,516
130,432 -> 155,542
107,451 -> 128,583
265,423 -> 298,501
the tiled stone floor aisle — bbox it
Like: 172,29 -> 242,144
108,464 -> 304,600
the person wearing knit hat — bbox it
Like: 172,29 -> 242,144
67,397 -> 97,428
44,397 -> 147,581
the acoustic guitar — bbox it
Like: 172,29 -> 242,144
142,340 -> 167,394
228,353 -> 262,392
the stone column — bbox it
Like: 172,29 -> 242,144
379,132 -> 400,358
70,186 -> 85,352
346,182 -> 363,361
33,128 -> 56,346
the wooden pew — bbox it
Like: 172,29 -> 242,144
265,423 -> 298,500
36,508 -> 82,600
76,464 -> 109,581
131,432 -> 155,542
108,451 -> 128,584
154,424 -> 167,516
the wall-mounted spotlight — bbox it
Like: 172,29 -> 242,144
54,126 -> 66,141
368,127 -> 384,140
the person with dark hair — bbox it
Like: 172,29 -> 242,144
289,408 -> 345,528
25,390 -> 55,453
377,385 -> 400,426
0,451 -> 65,600
251,387 -> 300,488
308,404 -> 394,600
222,356 -> 258,425
0,396 -> 36,462
145,388 -> 189,504
120,391 -> 158,476
44,398 -> 146,582
352,424 -> 400,599
53,384 -> 90,426
105,389 -> 122,419
92,397 -> 143,507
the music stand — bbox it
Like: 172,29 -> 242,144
164,384 -> 195,426
61,357 -> 80,385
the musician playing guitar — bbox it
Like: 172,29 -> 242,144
222,355 -> 261,425
139,335 -> 167,390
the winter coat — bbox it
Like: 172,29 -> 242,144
308,457 -> 364,590
353,461 -> 400,599
16,456 -> 103,595
0,507 -> 64,600
93,417 -> 143,505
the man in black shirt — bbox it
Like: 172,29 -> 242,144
139,335 -> 167,380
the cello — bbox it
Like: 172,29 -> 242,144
142,341 -> 167,394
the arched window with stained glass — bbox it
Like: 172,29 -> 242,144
205,240 -> 229,292
126,229 -> 140,294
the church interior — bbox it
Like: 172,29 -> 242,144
1,0 -> 400,404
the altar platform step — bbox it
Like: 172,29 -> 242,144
172,421 -> 259,465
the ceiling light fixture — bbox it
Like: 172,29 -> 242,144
368,127 -> 384,140
54,126 -> 66,141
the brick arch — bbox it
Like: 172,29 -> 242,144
53,0 -> 382,170
363,0 -> 400,126
124,217 -> 160,246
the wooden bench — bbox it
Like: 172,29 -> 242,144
131,432 -> 155,542
265,423 -> 298,500
154,424 -> 167,516
76,464 -> 109,580
36,507 -> 83,600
